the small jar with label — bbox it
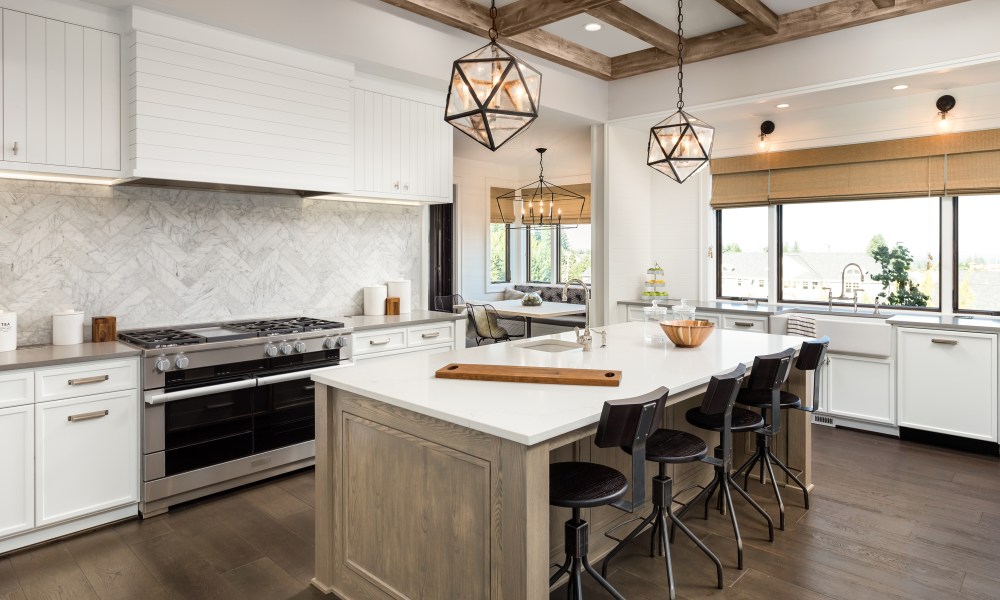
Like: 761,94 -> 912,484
671,299 -> 696,322
643,300 -> 668,343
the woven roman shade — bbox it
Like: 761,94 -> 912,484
489,184 -> 591,224
710,128 -> 1000,208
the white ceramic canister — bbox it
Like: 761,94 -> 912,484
52,309 -> 85,345
387,280 -> 411,314
0,310 -> 16,352
363,286 -> 388,316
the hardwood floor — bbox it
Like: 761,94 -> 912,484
0,425 -> 998,599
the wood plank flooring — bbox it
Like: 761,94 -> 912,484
0,425 -> 997,599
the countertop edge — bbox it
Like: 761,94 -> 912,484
0,343 -> 141,372
347,311 -> 465,332
888,316 -> 1000,334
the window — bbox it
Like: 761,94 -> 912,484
527,226 -> 553,283
717,206 -> 769,299
489,223 -> 510,284
558,224 -> 592,283
780,198 -> 940,307
956,195 -> 1000,312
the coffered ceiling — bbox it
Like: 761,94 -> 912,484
379,0 -> 971,80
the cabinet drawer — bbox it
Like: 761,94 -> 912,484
36,389 -> 139,526
698,314 -> 721,327
722,315 -> 767,332
0,370 -> 33,409
354,328 -> 407,356
626,307 -> 645,322
35,359 -> 137,403
408,323 -> 453,348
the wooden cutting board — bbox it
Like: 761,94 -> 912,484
435,363 -> 622,387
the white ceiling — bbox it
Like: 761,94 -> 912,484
452,108 -> 595,167
542,14 -> 651,56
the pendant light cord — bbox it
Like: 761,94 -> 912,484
489,0 -> 499,41
676,0 -> 685,110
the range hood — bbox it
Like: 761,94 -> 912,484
116,177 -> 339,198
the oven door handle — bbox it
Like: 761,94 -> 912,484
144,378 -> 257,405
256,362 -> 355,386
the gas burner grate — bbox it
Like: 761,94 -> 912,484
275,317 -> 346,331
119,329 -> 207,349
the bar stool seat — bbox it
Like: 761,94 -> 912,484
550,463 -> 628,508
737,389 -> 802,409
631,429 -> 708,463
685,405 -> 764,432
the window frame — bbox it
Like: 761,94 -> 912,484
952,196 -> 1000,316
489,222 -> 512,285
556,224 -> 592,284
525,225 -> 554,284
774,199 -> 943,311
715,208 -> 770,302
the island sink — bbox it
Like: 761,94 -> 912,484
515,339 -> 584,353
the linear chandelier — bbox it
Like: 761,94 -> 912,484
494,148 -> 585,230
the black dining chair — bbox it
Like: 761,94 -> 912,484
432,293 -> 464,313
467,303 -> 525,345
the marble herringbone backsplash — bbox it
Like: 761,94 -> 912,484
0,180 -> 422,345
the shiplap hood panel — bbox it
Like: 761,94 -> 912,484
126,8 -> 354,195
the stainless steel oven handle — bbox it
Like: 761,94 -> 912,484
145,379 -> 257,405
255,363 -> 354,386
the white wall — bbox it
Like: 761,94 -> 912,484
605,126 -> 652,322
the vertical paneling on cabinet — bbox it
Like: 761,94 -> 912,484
0,9 -> 121,175
352,87 -> 453,203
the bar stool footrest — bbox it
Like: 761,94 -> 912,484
603,515 -> 653,544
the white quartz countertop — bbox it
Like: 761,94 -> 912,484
888,314 -> 1000,333
313,322 -> 805,446
345,310 -> 464,331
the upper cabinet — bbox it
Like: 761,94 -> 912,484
352,83 -> 453,203
0,9 -> 121,177
128,8 -> 353,193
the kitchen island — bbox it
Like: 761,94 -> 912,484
311,322 -> 812,599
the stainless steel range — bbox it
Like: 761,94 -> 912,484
118,316 -> 353,517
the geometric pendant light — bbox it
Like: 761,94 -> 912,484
444,0 -> 542,151
647,0 -> 714,183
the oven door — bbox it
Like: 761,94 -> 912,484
253,363 -> 349,453
145,378 -> 256,477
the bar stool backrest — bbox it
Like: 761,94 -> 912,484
746,347 -> 797,393
795,336 -> 830,412
594,387 -> 669,451
700,364 -> 748,417
433,293 -> 465,313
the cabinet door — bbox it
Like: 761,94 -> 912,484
3,9 -> 27,163
897,328 -> 997,442
36,390 -> 138,526
0,370 -> 33,410
827,355 -> 894,424
0,404 -> 33,538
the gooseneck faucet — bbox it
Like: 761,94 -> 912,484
562,278 -> 592,351
827,263 -> 866,312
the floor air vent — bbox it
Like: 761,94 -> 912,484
812,414 -> 835,427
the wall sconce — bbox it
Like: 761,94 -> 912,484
934,95 -> 956,134
756,120 -> 775,153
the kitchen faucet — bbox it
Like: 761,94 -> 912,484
562,278 -> 592,351
826,263 -> 866,312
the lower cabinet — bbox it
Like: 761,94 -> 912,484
35,389 -> 139,526
826,354 -> 894,425
354,322 -> 458,362
897,327 -> 998,442
0,404 -> 34,538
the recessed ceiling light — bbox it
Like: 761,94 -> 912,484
776,103 -> 790,109
892,84 -> 909,90
584,22 -> 602,31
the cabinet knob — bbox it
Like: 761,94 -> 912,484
394,181 -> 400,190
11,141 -> 18,156
404,183 -> 409,191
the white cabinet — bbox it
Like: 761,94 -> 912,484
0,370 -> 32,409
0,403 -> 33,538
35,389 -> 138,526
722,315 -> 768,332
1,9 -> 121,175
355,322 -> 458,361
354,327 -> 408,356
826,354 -> 894,425
897,327 -> 997,442
352,87 -> 453,203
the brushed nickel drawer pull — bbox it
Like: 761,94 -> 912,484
931,338 -> 959,345
421,332 -> 441,339
733,322 -> 755,328
369,339 -> 391,346
68,374 -> 109,386
68,409 -> 108,422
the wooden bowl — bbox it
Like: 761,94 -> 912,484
659,319 -> 715,348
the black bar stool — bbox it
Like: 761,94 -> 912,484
735,337 -> 830,523
600,386 -> 731,599
675,363 -> 775,570
549,388 -> 667,600
730,347 -> 797,530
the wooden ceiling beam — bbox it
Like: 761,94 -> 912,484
612,0 -> 971,79
377,0 -> 613,79
498,0 -> 621,36
586,3 -> 679,56
714,0 -> 779,34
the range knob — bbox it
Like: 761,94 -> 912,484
293,340 -> 307,353
324,336 -> 346,350
264,343 -> 278,358
280,342 -> 293,355
174,354 -> 189,369
154,356 -> 170,373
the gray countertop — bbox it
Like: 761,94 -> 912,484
617,299 -> 783,316
0,341 -> 140,372
345,310 -> 464,332
888,314 -> 1000,334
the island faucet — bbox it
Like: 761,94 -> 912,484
562,278 -> 592,351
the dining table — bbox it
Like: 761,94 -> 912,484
474,298 -> 586,337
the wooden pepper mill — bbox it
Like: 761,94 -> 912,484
385,298 -> 401,316
92,316 -> 117,342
